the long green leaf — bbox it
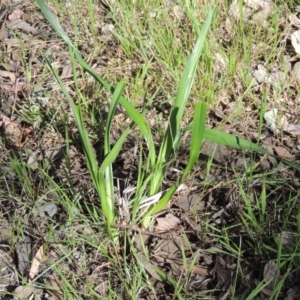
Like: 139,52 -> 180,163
204,128 -> 270,154
103,83 -> 126,224
204,128 -> 300,171
151,8 -> 215,194
143,102 -> 207,222
183,102 -> 207,177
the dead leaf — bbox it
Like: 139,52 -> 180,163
14,285 -> 42,299
177,195 -> 205,212
0,70 -> 16,82
46,275 -> 65,300
263,260 -> 279,289
8,9 -> 23,21
211,256 -> 232,294
37,203 -> 58,217
291,30 -> 300,54
2,120 -> 23,147
61,62 -> 72,78
28,245 -> 44,281
156,213 -> 180,231
155,236 -> 189,256
288,13 -> 300,27
229,0 -> 252,21
274,146 -> 294,160
15,236 -> 31,276
278,231 -> 294,248
292,62 -> 300,82
7,19 -> 38,34
285,123 -> 300,135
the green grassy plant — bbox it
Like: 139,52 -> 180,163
37,0 -> 300,237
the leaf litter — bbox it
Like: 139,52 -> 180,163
0,0 -> 300,299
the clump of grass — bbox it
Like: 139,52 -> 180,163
36,0 -> 300,241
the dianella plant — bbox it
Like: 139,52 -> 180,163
37,1 -> 298,242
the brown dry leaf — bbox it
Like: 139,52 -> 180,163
213,257 -> 232,291
14,285 -> 42,299
177,195 -> 205,212
155,236 -> 189,256
228,0 -> 252,21
263,260 -> 279,290
8,9 -> 23,21
156,213 -> 180,231
248,0 -> 274,25
0,70 -> 16,82
46,275 -> 65,300
278,231 -> 294,247
288,13 -> 300,27
7,19 -> 38,34
285,123 -> 300,135
15,236 -> 31,276
137,252 -> 162,282
2,120 -> 22,147
61,62 -> 72,78
0,227 -> 10,241
274,146 -> 294,160
28,245 -> 44,281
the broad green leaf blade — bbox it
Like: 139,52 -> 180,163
163,8 -> 215,161
103,83 -> 126,223
105,83 -> 125,155
174,9 -> 215,125
152,8 -> 215,194
204,128 -> 270,154
144,102 -> 207,221
36,0 -> 156,168
98,126 -> 132,225
204,128 -> 300,171
183,102 -> 207,177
